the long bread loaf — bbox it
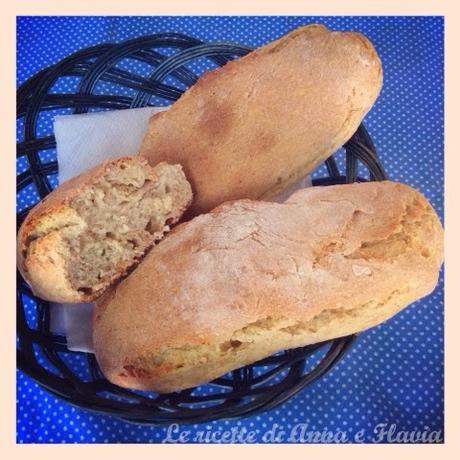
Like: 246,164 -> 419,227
93,181 -> 443,393
139,24 -> 382,216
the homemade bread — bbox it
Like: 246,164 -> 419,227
140,24 -> 383,215
17,157 -> 192,303
93,181 -> 443,393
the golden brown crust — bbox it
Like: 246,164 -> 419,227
93,181 -> 443,393
140,24 -> 383,215
17,156 -> 192,303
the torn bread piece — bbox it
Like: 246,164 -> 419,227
17,156 -> 192,303
93,181 -> 443,393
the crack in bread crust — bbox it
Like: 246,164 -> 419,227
127,288 -> 403,378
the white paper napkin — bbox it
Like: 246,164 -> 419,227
51,106 -> 311,353
54,106 -> 168,182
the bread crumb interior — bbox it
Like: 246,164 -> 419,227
65,162 -> 178,295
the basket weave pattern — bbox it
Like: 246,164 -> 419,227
16,33 -> 387,424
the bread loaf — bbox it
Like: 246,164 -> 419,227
139,24 -> 383,216
93,181 -> 443,393
17,157 -> 192,303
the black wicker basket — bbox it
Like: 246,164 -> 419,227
16,32 -> 387,425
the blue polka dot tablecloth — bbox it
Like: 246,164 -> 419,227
16,16 -> 444,443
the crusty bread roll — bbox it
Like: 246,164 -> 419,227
17,157 -> 192,303
93,181 -> 443,393
139,24 -> 383,216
